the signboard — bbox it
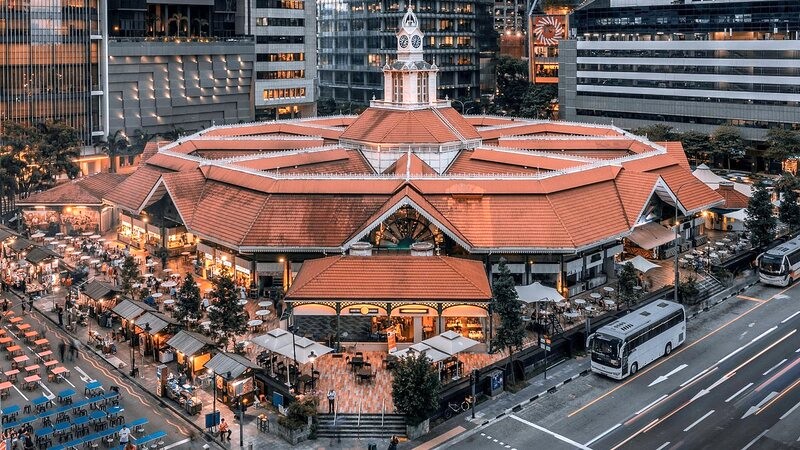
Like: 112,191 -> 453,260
533,15 -> 565,46
204,411 -> 220,429
387,330 -> 397,353
490,370 -> 503,391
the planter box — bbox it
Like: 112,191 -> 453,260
406,419 -> 429,440
273,417 -> 312,445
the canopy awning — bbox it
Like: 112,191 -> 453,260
278,337 -> 333,364
135,311 -> 177,335
421,330 -> 480,356
24,247 -> 60,265
391,342 -> 449,363
0,225 -> 18,241
628,222 -> 675,250
252,328 -> 297,352
9,238 -> 34,252
82,280 -> 117,301
111,299 -> 155,320
514,282 -> 564,304
204,352 -> 259,379
618,255 -> 661,273
167,330 -> 216,356
723,209 -> 747,221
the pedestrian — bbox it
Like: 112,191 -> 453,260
69,340 -> 78,361
388,435 -> 399,450
327,389 -> 336,414
22,431 -> 33,450
218,418 -> 231,441
58,341 -> 66,362
21,300 -> 25,313
1,298 -> 7,312
124,443 -> 137,450
118,424 -> 131,446
57,306 -> 64,327
27,298 -> 33,312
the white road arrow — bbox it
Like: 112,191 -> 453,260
649,364 -> 689,387
691,374 -> 731,402
742,391 -> 779,419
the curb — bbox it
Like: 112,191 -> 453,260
491,369 -> 591,421
8,289 -> 226,450
686,278 -> 759,321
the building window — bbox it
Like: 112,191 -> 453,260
417,73 -> 429,102
256,52 -> 304,62
255,0 -> 304,9
262,88 -> 306,100
392,73 -> 403,102
256,36 -> 304,44
256,17 -> 305,27
256,70 -> 305,80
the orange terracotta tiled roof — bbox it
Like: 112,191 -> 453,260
340,107 -> 480,144
237,148 -> 372,174
139,141 -> 166,164
160,169 -> 206,226
658,142 -> 691,169
168,137 -> 325,156
202,122 -> 342,140
383,152 -> 438,176
627,159 -> 723,213
478,122 -> 622,140
17,173 -> 128,206
104,164 -> 172,212
286,255 -> 491,302
613,171 -> 661,225
716,183 -> 749,210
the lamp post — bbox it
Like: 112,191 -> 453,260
288,324 -> 298,389
673,184 -> 692,304
209,368 -> 217,434
308,350 -> 317,391
239,397 -> 246,447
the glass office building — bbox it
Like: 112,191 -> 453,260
559,0 -> 800,140
317,0 -> 493,104
0,0 -> 104,145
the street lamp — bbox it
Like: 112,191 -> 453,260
308,350 -> 317,391
673,184 -> 693,304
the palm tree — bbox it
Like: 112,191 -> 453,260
193,18 -> 209,37
168,13 -> 189,37
98,130 -> 129,173
145,13 -> 162,38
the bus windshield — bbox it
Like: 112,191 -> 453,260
760,254 -> 786,275
591,333 -> 622,367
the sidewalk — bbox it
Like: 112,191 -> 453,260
18,286 -> 398,450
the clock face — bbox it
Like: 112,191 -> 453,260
411,35 -> 421,49
399,35 -> 409,48
534,16 -> 565,46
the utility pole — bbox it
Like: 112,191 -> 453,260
470,369 -> 478,419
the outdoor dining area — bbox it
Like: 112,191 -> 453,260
252,328 -> 333,393
678,232 -> 751,270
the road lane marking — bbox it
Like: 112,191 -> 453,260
726,383 -> 754,402
680,368 -> 712,387
763,358 -> 788,376
741,429 -> 769,450
779,399 -> 800,420
691,374 -> 732,402
634,395 -> 668,416
609,419 -> 658,450
508,415 -> 591,450
781,311 -> 800,324
718,326 -> 778,365
585,423 -> 621,446
737,295 -> 765,303
12,384 -> 28,402
742,391 -> 778,419
655,443 -> 671,450
569,300 -> 769,417
649,364 -> 688,386
728,329 -> 797,380
683,410 -> 714,432
161,439 -> 190,450
73,366 -> 92,383
756,378 -> 800,416
756,356 -> 800,392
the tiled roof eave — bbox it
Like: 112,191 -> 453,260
684,198 -> 726,215
16,202 -> 104,207
286,297 -> 491,302
470,234 -> 627,254
238,245 -> 344,253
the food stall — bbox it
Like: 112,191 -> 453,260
204,352 -> 259,405
166,330 -> 216,380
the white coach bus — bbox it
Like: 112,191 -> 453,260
757,235 -> 800,287
589,300 -> 686,380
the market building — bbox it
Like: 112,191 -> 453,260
95,7 -> 722,349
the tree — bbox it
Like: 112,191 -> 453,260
519,84 -> 557,119
491,258 -> 525,385
36,121 -> 81,184
494,56 -> 530,116
677,277 -> 700,305
193,17 -> 209,37
712,125 -> 746,170
617,262 -> 639,307
680,130 -> 713,165
765,127 -> 800,163
631,124 -> 678,142
745,181 -> 777,249
775,172 -> 800,196
207,269 -> 248,350
119,255 -> 141,300
779,188 -> 800,232
174,273 -> 202,327
169,13 -> 189,37
316,98 -> 338,116
391,352 -> 441,426
98,130 -> 130,173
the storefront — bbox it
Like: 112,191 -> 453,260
204,352 -> 260,405
166,330 -> 216,379
286,253 -> 492,350
134,311 -> 180,363
111,299 -> 157,342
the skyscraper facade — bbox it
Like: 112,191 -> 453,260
0,0 -> 105,145
317,0 -> 492,105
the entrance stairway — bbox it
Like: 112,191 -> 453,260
316,413 -> 407,439
694,274 -> 727,299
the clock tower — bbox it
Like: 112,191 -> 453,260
377,6 -> 439,107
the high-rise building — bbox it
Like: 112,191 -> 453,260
105,0 -> 255,139
250,0 -> 318,120
0,0 -> 105,145
559,0 -> 800,140
317,0 -> 492,105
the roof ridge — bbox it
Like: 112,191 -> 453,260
437,256 -> 491,297
290,256 -> 342,295
544,194 -> 576,248
238,193 -> 273,247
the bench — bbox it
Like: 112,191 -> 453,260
132,430 -> 168,446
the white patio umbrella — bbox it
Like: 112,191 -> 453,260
620,255 -> 660,273
279,337 -> 333,364
252,328 -> 299,385
514,282 -> 564,304
391,342 -> 449,363
422,331 -> 480,380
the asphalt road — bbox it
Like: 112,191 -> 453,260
454,282 -> 800,450
1,292 -> 204,449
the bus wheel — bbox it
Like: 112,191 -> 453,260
630,362 -> 638,376
665,343 -> 672,356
